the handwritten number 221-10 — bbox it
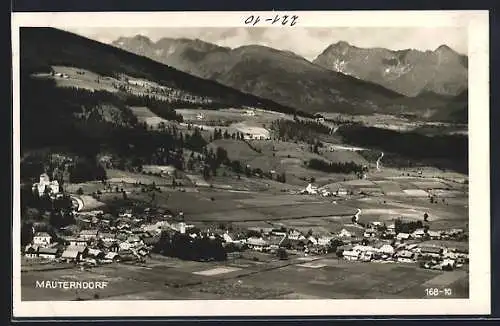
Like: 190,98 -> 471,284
244,15 -> 298,26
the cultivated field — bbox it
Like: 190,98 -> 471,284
22,252 -> 469,301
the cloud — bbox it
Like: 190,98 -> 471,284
65,27 -> 467,61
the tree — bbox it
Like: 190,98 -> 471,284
395,218 -> 402,234
76,187 -> 84,195
277,248 -> 288,260
21,222 -> 34,246
216,147 -> 228,165
279,172 -> 286,183
25,207 -> 41,220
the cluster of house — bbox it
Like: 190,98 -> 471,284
334,222 -> 468,270
222,227 -> 338,256
337,241 -> 468,270
297,183 -> 350,197
24,228 -> 150,266
120,77 -> 212,105
223,219 -> 468,271
23,196 -> 468,272
24,209 -> 172,265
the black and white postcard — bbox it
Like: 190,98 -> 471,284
11,10 -> 490,317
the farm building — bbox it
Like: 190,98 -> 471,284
419,246 -> 443,258
338,229 -> 353,238
363,230 -> 377,238
246,237 -> 269,251
79,229 -> 99,241
98,232 -> 116,243
86,248 -> 105,260
38,248 -> 60,260
61,248 -> 82,263
343,250 -> 360,261
427,230 -> 442,239
396,233 -> 411,241
378,244 -> 395,255
397,251 -> 415,263
234,126 -> 271,140
142,165 -> 176,176
102,242 -> 120,252
412,229 -> 426,238
104,252 -> 121,262
64,237 -> 89,247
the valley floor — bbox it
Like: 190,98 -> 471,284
22,252 -> 469,301
21,165 -> 469,301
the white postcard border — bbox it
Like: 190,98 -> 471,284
11,10 -> 490,317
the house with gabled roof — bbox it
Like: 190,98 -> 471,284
427,230 -> 442,240
104,252 -> 121,262
396,232 -> 410,241
396,250 -> 415,263
79,229 -> 99,241
102,241 -> 120,252
419,246 -> 443,258
38,247 -> 60,260
61,248 -> 82,262
343,250 -> 360,261
246,237 -> 269,251
63,236 -> 89,247
98,232 -> 116,243
86,248 -> 105,260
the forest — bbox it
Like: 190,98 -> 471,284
337,125 -> 468,173
270,118 -> 332,143
307,158 -> 368,175
153,230 -> 227,261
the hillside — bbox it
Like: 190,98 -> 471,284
313,41 -> 468,97
20,28 -> 300,116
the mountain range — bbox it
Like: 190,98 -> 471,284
112,35 -> 468,121
313,41 -> 468,97
17,28 -> 467,125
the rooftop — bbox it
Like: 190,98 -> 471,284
38,248 -> 59,254
34,232 -> 51,237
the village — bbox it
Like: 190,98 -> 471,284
23,171 -> 469,273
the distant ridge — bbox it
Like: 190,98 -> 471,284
313,41 -> 468,97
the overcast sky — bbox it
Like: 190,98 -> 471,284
66,27 -> 467,61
